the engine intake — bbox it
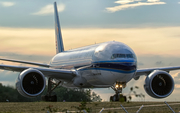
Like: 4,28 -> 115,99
144,70 -> 174,98
16,68 -> 46,98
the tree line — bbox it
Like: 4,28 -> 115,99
0,83 -> 102,102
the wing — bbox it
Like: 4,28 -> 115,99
0,64 -> 76,81
135,66 -> 180,77
0,58 -> 49,67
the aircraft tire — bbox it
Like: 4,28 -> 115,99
41,95 -> 46,101
110,95 -> 119,101
41,95 -> 57,102
123,96 -> 127,102
110,95 -> 127,102
51,95 -> 57,102
110,96 -> 113,101
115,94 -> 119,101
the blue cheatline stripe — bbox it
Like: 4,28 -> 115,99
92,60 -> 135,63
80,67 -> 136,74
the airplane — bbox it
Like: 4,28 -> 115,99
0,2 -> 179,102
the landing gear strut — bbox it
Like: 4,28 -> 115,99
110,82 -> 127,102
41,78 -> 61,102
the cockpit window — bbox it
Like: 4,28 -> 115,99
111,54 -> 134,59
126,54 -> 133,58
111,54 -> 125,59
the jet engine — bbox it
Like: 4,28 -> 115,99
144,70 -> 174,98
16,68 -> 46,98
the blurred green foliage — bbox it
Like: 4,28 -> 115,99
0,83 -> 101,102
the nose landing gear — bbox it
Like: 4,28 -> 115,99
110,82 -> 127,102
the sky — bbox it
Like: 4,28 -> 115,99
1,0 -> 180,101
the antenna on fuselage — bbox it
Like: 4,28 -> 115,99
54,2 -> 64,54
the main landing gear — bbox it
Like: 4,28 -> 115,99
110,82 -> 127,102
41,78 -> 61,102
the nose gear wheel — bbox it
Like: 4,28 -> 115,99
110,82 -> 127,102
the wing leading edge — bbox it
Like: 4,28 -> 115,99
0,58 -> 49,67
135,66 -> 180,77
0,64 -> 76,81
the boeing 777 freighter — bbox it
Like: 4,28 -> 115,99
0,2 -> 179,101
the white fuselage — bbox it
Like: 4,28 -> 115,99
49,41 -> 137,88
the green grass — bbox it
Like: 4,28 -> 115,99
0,102 -> 179,113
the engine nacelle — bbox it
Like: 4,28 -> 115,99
16,68 -> 46,98
144,70 -> 174,98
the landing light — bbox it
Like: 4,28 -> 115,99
115,85 -> 119,88
120,85 -> 123,88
